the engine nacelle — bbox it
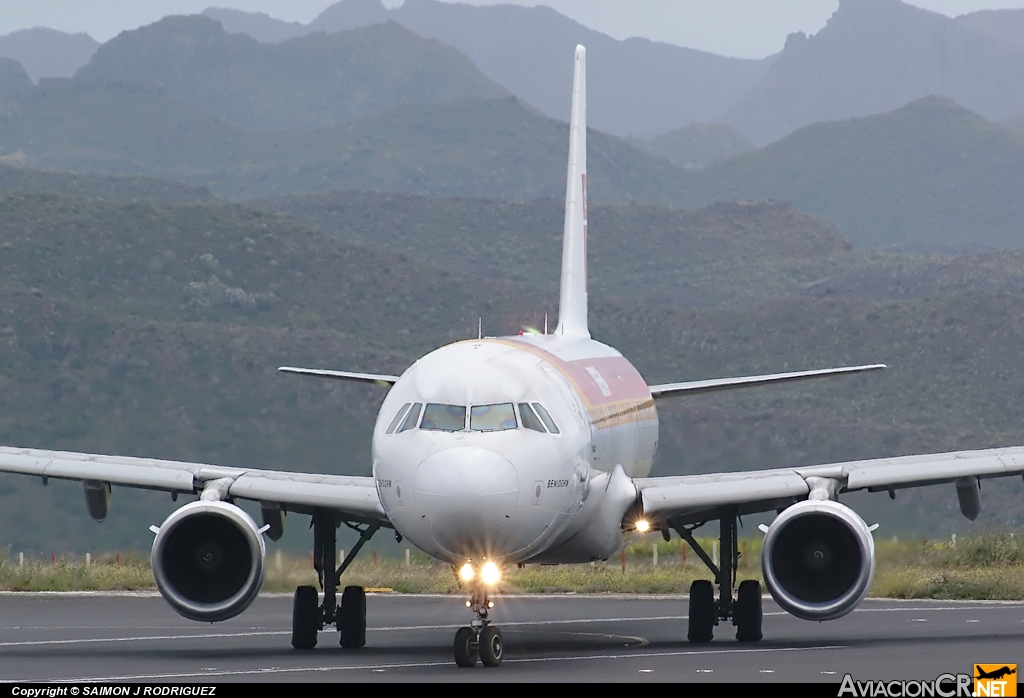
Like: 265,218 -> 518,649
151,500 -> 266,622
761,499 -> 874,621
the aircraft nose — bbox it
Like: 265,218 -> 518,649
414,446 -> 519,558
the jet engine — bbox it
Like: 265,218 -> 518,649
761,499 -> 874,621
151,500 -> 267,622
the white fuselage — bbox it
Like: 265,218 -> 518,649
372,334 -> 658,566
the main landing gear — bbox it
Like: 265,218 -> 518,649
674,508 -> 763,643
454,577 -> 504,667
291,509 -> 379,650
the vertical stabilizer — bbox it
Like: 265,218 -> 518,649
555,45 -> 590,339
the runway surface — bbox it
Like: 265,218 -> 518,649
1,592 -> 1022,682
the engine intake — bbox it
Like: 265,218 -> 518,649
151,500 -> 266,622
761,499 -> 874,621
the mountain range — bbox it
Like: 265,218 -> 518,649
205,0 -> 773,139
2,0 -> 1022,145
719,0 -> 1024,145
627,124 -> 755,171
0,27 -> 98,82
677,97 -> 1024,251
76,16 -> 507,132
955,8 -> 1024,51
204,0 -> 1024,144
0,75 -> 687,203
3,62 -> 1023,252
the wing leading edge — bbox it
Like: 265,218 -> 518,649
0,446 -> 387,525
635,445 -> 1024,526
648,363 -> 886,397
278,366 -> 399,385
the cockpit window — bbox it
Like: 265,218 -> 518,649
532,403 -> 560,434
471,403 -> 517,432
386,403 -> 411,434
518,403 -> 547,432
420,403 -> 466,432
397,402 -> 422,433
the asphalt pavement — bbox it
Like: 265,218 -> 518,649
0,592 -> 1021,682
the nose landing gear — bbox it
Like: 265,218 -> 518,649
454,584 -> 504,667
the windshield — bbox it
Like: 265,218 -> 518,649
396,403 -> 422,433
470,403 -> 517,432
386,403 -> 411,434
532,403 -> 560,434
518,403 -> 546,432
420,403 -> 467,432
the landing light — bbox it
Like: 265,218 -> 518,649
481,561 -> 501,586
635,519 -> 651,533
459,563 -> 475,582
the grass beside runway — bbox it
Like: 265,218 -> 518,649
0,551 -> 154,591
2,533 -> 1023,598
872,532 -> 1024,599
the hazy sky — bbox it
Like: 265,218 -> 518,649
3,0 -> 1023,58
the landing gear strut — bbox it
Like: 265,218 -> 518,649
291,509 -> 379,650
674,507 -> 762,643
454,582 -> 503,667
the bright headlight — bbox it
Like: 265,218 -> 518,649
459,563 -> 475,582
481,561 -> 501,586
635,519 -> 651,533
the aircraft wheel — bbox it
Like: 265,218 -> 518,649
479,625 -> 504,667
291,585 -> 319,650
339,585 -> 367,648
453,626 -> 479,668
687,579 -> 715,643
734,580 -> 763,642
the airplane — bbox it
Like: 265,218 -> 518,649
2,44 -> 1024,669
976,667 -> 1017,681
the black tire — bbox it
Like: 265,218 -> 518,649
339,585 -> 367,648
479,625 -> 504,667
734,579 -> 763,642
687,579 -> 716,643
291,585 -> 319,650
454,626 -> 479,668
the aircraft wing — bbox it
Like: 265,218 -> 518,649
0,445 -> 387,526
634,445 -> 1024,526
648,363 -> 886,397
278,366 -> 400,385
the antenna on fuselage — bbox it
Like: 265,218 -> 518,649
554,45 -> 590,340
478,317 -> 482,340
544,312 -> 549,335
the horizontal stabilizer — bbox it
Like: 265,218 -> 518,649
278,366 -> 399,385
648,364 -> 886,398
